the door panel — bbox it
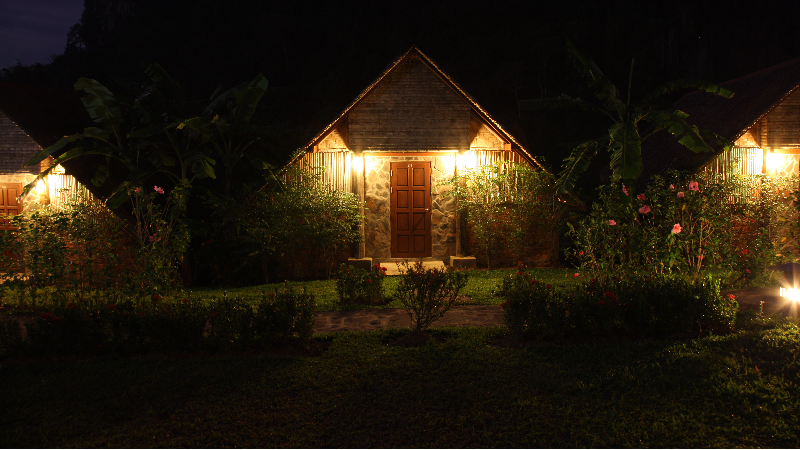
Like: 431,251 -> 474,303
0,183 -> 23,231
391,162 -> 431,258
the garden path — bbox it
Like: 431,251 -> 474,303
312,287 -> 797,334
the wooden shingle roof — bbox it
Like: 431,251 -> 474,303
640,57 -> 800,182
292,46 -> 546,171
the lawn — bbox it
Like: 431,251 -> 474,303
1,312 -> 798,447
190,267 -> 577,311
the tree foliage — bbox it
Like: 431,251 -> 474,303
519,40 -> 734,195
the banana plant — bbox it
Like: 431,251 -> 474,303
177,73 -> 272,196
24,67 -> 216,208
519,39 -> 734,195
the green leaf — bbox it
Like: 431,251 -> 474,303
143,62 -> 185,102
556,140 -> 602,194
74,78 -> 122,141
648,110 -> 718,153
24,133 -> 81,167
232,74 -> 268,125
608,121 -> 642,182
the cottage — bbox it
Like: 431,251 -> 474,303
289,46 -> 551,269
641,57 -> 800,185
0,80 -> 98,226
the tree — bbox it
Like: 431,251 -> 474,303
519,39 -> 734,195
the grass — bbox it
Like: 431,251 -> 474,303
190,267 -> 577,311
1,312 -> 798,447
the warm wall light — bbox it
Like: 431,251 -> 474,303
457,150 -> 477,171
766,150 -> 782,174
780,287 -> 800,302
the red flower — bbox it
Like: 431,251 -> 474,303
517,271 -> 522,276
367,279 -> 373,283
578,251 -> 584,256
123,312 -> 130,317
51,316 -> 62,322
572,273 -> 580,278
181,298 -> 188,303
740,249 -> 749,255
139,313 -> 146,318
68,302 -> 76,310
268,293 -> 275,298
546,284 -> 552,289
590,278 -> 596,285
212,312 -> 218,318
107,304 -> 115,310
598,300 -> 606,306
152,294 -> 162,301
603,290 -> 617,302
614,277 -> 622,282
746,269 -> 751,273
530,280 -> 538,285
727,294 -> 736,300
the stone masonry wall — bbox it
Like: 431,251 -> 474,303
364,154 -> 456,259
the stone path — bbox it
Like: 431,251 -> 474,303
312,287 -> 799,334
377,260 -> 446,276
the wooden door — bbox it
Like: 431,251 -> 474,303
391,162 -> 431,258
0,183 -> 22,230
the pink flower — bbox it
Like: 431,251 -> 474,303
688,181 -> 699,191
608,220 -> 617,226
671,223 -> 682,234
134,187 -> 141,194
598,300 -> 606,306
154,186 -> 164,194
677,191 -> 685,198
149,235 -> 157,243
638,205 -> 651,214
637,193 -> 646,200
622,184 -> 629,196
669,184 -> 675,190
572,273 -> 579,278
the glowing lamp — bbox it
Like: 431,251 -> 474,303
769,262 -> 800,302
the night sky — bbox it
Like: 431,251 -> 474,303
0,0 -> 84,68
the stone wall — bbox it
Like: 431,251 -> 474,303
363,153 -> 456,259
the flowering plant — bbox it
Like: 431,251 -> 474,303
395,261 -> 468,332
333,263 -> 389,305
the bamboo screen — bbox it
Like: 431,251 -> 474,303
474,150 -> 526,166
701,146 -> 763,200
47,173 -> 101,211
296,151 -> 351,192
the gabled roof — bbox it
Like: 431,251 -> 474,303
292,46 -> 546,171
640,57 -> 800,181
0,80 -> 90,149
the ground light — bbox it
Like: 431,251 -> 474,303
768,262 -> 800,316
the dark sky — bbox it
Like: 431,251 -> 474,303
0,0 -> 84,68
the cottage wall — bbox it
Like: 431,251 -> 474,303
0,111 -> 51,206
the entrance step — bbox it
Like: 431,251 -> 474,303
375,258 -> 446,276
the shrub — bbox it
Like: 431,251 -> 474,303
0,287 -> 315,358
500,266 -> 738,339
333,263 -> 388,305
395,261 -> 468,332
440,161 -> 563,268
567,171 -> 795,285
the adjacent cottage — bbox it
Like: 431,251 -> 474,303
289,46 -> 552,268
641,57 -> 800,185
0,80 -> 97,225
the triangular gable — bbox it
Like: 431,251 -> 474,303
291,46 -> 545,171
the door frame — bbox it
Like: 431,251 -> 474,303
390,161 -> 432,258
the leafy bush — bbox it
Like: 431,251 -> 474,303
567,171 -> 795,285
440,161 -> 563,268
0,192 -> 129,306
500,265 -> 738,339
0,287 -> 315,358
395,261 -> 468,332
333,263 -> 388,305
